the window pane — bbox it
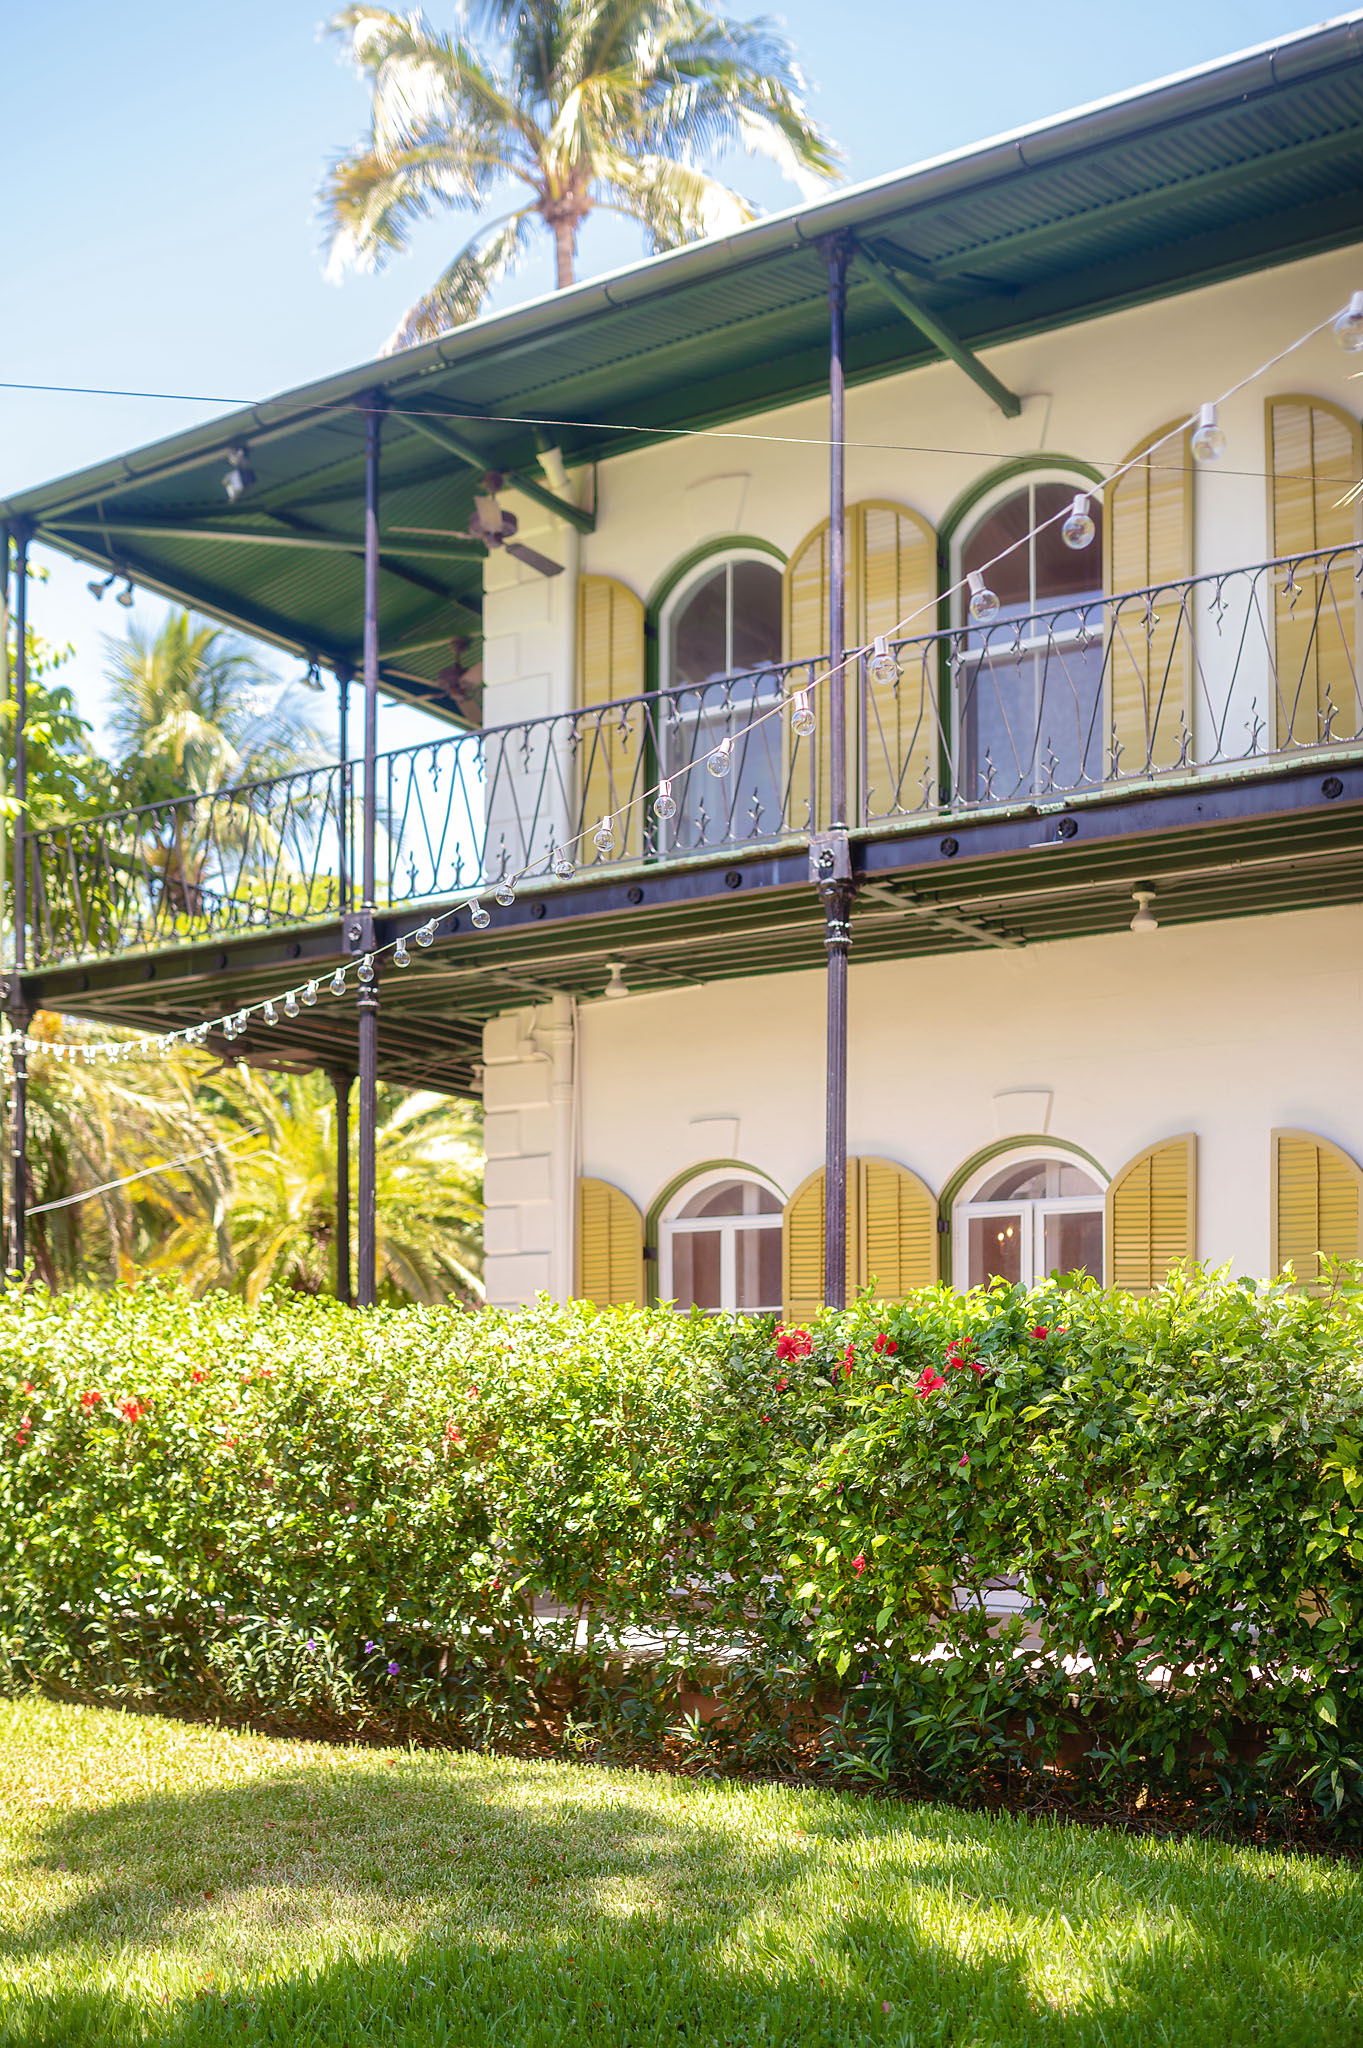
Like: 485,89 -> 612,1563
1043,1209 -> 1103,1281
1035,632 -> 1105,790
672,568 -> 728,685
671,1228 -> 722,1310
968,1211 -> 1023,1287
729,561 -> 782,671
736,1225 -> 782,1310
962,491 -> 1032,617
1056,1164 -> 1100,1197
681,1179 -> 748,1219
1033,482 -> 1103,607
981,1162 -> 1049,1201
960,649 -> 1034,803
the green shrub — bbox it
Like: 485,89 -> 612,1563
1,1272 -> 1360,1833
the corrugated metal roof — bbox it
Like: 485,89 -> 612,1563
7,10 -> 1363,713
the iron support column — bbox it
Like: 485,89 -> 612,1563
6,525 -> 31,1279
820,237 -> 853,1311
356,400 -> 383,1307
336,663 -> 351,914
0,526 -> 10,1276
328,1066 -> 354,1306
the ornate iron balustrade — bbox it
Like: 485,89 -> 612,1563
24,543 -> 1363,967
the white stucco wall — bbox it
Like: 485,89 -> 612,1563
559,902 -> 1363,1288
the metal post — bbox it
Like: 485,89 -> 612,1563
356,400 -> 383,1307
820,238 -> 853,1311
336,662 -> 351,912
329,1066 -> 354,1305
7,524 -> 30,1279
0,526 -> 9,1273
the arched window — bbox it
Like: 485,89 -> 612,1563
660,1169 -> 783,1313
659,552 -> 784,847
954,1150 -> 1105,1290
955,477 -> 1105,804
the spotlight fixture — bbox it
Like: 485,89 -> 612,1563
603,961 -> 629,1000
301,659 -> 324,692
1130,887 -> 1159,934
115,579 -> 135,608
223,445 -> 256,501
87,573 -> 115,602
1190,403 -> 1225,465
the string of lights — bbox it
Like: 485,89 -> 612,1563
4,288 -> 1360,1072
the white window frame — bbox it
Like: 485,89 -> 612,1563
659,550 -> 785,691
659,1165 -> 785,1314
951,1145 -> 1107,1291
950,472 -> 1105,798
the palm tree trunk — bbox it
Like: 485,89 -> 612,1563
552,215 -> 576,290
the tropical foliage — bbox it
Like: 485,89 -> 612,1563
322,0 -> 842,346
2,1270 -> 1360,1837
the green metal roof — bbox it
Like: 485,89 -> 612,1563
7,10 -> 1363,714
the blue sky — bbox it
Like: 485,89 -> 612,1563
1,0 -> 1347,748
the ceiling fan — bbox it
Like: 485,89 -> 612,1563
391,472 -> 564,579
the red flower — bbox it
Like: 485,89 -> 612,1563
842,1343 -> 854,1381
873,1333 -> 897,1356
761,1413 -> 770,1423
79,1390 -> 102,1412
18,1380 -> 32,1396
444,1420 -> 464,1448
958,1452 -> 970,1468
14,1414 -> 30,1446
775,1326 -> 813,1363
467,1384 -> 479,1399
851,1553 -> 867,1575
773,1376 -> 788,1394
947,1346 -> 984,1376
259,1366 -> 276,1379
1031,1324 -> 1049,1341
118,1396 -> 146,1423
190,1369 -> 206,1385
915,1366 -> 946,1397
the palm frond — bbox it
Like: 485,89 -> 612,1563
384,208 -> 539,350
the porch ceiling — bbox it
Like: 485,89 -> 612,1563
27,766 -> 1363,1096
5,15 -> 1363,712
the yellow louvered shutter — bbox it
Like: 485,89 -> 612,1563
1104,1135 -> 1196,1294
783,504 -> 938,828
575,1176 -> 644,1306
1104,424 -> 1194,775
858,1156 -> 938,1297
781,1164 -> 859,1321
1272,1129 -> 1363,1290
576,576 -> 645,861
1266,397 -> 1362,747
859,504 -> 939,816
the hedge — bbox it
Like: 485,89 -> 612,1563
1,1271 -> 1361,1834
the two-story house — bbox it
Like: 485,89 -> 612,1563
6,15 -> 1363,1314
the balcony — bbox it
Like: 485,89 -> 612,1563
24,543 -> 1363,972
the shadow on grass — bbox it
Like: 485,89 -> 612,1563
1,1752 -> 1359,2048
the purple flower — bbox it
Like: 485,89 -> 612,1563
306,1638 -> 316,1651
364,1640 -> 378,1654
387,1660 -> 399,1675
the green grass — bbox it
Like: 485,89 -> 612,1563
0,1701 -> 1360,2047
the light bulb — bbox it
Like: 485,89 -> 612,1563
221,1017 -> 235,1040
1130,887 -> 1159,934
1334,290 -> 1363,351
967,571 -> 999,624
868,636 -> 900,687
469,902 -> 491,930
551,852 -> 574,879
707,737 -> 734,779
1190,402 -> 1224,465
1061,493 -> 1095,550
494,881 -> 516,907
393,939 -> 410,968
592,817 -> 616,855
263,1000 -> 278,1025
790,689 -> 817,736
234,1010 -> 249,1033
330,968 -> 347,996
416,920 -> 436,947
302,980 -> 319,1006
284,991 -> 299,1017
357,953 -> 375,985
653,780 -> 678,821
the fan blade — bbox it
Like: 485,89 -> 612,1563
505,542 -> 564,579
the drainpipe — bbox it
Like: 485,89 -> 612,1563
534,993 -> 577,1300
819,235 -> 854,1311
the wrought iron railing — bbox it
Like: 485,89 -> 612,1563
24,543 -> 1363,967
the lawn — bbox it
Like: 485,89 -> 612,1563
0,1700 -> 1359,2047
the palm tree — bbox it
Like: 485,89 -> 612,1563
105,612 -> 325,808
321,0 -> 842,348
147,1067 -> 483,1306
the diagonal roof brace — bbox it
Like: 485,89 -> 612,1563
857,879 -> 1021,949
401,407 -> 596,534
853,242 -> 1022,418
